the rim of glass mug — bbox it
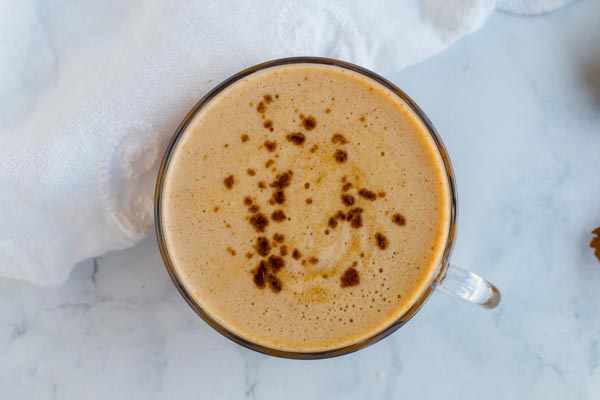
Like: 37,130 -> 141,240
154,56 -> 500,359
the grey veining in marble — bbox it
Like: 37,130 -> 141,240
2,1 -> 600,398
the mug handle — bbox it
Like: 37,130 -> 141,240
436,264 -> 501,309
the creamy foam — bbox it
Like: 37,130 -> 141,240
161,63 -> 451,352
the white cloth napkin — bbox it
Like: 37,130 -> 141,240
0,0 -> 574,285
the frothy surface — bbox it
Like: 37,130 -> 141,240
161,63 -> 451,352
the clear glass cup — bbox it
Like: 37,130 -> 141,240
155,57 -> 501,359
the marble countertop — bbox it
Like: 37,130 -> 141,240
2,2 -> 600,399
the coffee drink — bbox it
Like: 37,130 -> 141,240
160,63 -> 451,352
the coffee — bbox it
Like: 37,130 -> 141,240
161,63 -> 451,352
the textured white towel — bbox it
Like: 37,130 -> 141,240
0,0 -> 574,285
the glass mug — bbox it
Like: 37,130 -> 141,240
155,57 -> 501,359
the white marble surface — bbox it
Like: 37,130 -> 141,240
2,2 -> 600,398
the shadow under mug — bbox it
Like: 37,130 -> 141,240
155,57 -> 501,359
